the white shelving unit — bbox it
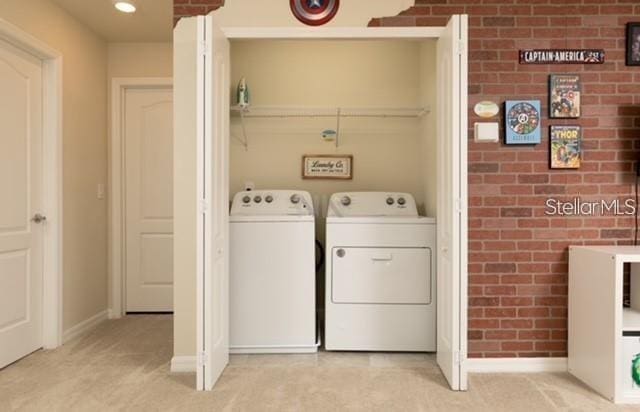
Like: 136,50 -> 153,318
230,105 -> 430,150
569,246 -> 640,404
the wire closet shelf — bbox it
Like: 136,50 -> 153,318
230,105 -> 430,149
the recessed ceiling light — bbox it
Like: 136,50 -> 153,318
113,0 -> 136,13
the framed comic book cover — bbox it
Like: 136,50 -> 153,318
550,125 -> 581,169
627,23 -> 640,66
505,100 -> 541,144
549,75 -> 581,119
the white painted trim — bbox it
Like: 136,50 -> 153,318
171,356 -> 197,373
466,357 -> 568,373
0,18 -> 63,349
62,310 -> 108,343
109,77 -> 173,318
457,14 -> 469,391
222,26 -> 444,40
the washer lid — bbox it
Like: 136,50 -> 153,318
230,215 -> 315,223
230,190 -> 314,216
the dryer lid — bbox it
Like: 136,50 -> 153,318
327,192 -> 419,218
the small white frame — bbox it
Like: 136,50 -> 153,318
0,19 -> 64,348
109,77 -> 173,318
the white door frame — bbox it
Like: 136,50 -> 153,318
109,77 -> 173,318
0,19 -> 63,349
195,23 -> 468,389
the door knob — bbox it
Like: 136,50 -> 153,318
32,213 -> 47,224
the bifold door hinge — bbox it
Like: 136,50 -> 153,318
197,351 -> 208,367
454,351 -> 465,365
199,199 -> 209,214
457,40 -> 465,56
455,198 -> 464,214
199,41 -> 210,58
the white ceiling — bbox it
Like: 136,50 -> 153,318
51,0 -> 173,42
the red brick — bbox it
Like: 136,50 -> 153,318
485,330 -> 517,340
502,341 -> 533,351
501,319 -> 534,329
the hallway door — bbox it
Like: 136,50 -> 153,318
0,39 -> 44,368
124,86 -> 174,312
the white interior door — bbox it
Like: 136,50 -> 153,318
436,14 -> 468,391
0,39 -> 44,368
124,86 -> 174,312
179,14 -> 231,391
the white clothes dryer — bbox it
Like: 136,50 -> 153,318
325,192 -> 436,352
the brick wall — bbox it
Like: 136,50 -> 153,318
173,0 -> 224,25
174,0 -> 640,358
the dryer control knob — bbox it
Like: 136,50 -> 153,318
386,197 -> 395,205
397,197 -> 406,206
265,195 -> 274,203
341,196 -> 351,206
242,196 -> 251,204
290,194 -> 300,204
253,195 -> 262,203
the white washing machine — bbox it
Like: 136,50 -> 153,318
325,192 -> 436,352
230,190 -> 317,353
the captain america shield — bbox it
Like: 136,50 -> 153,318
290,0 -> 340,26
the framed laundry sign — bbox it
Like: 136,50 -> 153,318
302,155 -> 353,180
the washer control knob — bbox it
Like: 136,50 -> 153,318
397,197 -> 406,206
253,195 -> 262,203
386,197 -> 395,205
341,196 -> 352,206
290,194 -> 300,204
242,196 -> 251,204
265,195 -> 274,203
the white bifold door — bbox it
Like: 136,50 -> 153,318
124,87 -> 174,312
436,15 -> 469,391
175,14 -> 230,391
0,39 -> 44,368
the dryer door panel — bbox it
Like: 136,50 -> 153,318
332,247 -> 431,305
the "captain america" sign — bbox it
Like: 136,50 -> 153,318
290,0 -> 340,26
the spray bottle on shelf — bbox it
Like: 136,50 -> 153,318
237,77 -> 250,109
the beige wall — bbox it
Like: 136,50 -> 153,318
419,41 -> 438,218
107,42 -> 172,79
0,0 -> 109,331
230,40 -> 426,213
173,18 -> 199,357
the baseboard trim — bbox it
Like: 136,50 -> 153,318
466,357 -> 568,373
170,355 -> 567,374
62,310 -> 108,343
107,308 -> 121,319
171,356 -> 197,373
